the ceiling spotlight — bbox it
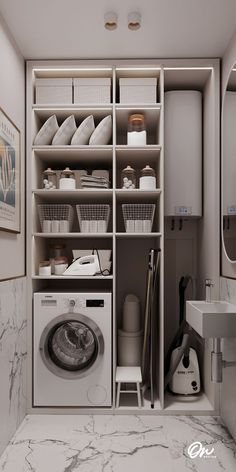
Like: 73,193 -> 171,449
128,12 -> 141,30
104,12 -> 118,30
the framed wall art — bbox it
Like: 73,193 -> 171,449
0,107 -> 20,233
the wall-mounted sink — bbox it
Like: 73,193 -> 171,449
186,300 -> 236,338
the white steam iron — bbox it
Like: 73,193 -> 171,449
63,254 -> 100,276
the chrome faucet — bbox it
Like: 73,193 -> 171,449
205,279 -> 214,302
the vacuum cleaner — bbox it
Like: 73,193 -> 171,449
164,275 -> 201,395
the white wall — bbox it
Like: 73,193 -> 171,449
220,30 -> 236,442
0,14 -> 27,455
0,13 -> 25,280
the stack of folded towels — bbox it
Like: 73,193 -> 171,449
80,170 -> 110,189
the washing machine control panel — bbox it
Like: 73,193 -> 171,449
86,299 -> 104,307
65,297 -> 105,310
65,298 -> 83,309
40,295 -> 107,312
68,299 -> 76,308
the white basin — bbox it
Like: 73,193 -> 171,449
186,300 -> 236,338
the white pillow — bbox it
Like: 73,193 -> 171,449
89,115 -> 112,145
34,115 -> 59,145
71,115 -> 95,145
52,115 -> 77,145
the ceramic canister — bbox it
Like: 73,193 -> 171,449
59,178 -> 76,190
139,175 -> 156,189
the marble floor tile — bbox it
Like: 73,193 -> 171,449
0,414 -> 235,472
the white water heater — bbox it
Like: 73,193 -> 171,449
164,91 -> 202,217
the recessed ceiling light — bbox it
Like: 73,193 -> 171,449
128,12 -> 141,30
104,12 -> 118,30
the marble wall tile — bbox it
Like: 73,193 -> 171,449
0,278 -> 27,455
220,277 -> 236,441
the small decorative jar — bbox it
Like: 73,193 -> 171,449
54,256 -> 68,275
42,168 -> 57,190
139,165 -> 156,189
121,165 -> 136,189
49,244 -> 66,274
127,114 -> 147,146
59,167 -> 76,190
39,260 -> 51,276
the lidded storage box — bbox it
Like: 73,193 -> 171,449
119,78 -> 157,103
73,78 -> 111,103
35,78 -> 73,104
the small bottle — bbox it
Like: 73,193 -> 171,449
127,114 -> 147,146
121,165 -> 136,189
59,167 -> 76,190
139,165 -> 156,190
42,168 -> 57,190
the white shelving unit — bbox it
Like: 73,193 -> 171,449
27,59 -> 220,415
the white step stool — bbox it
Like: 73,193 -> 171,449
116,366 -> 142,408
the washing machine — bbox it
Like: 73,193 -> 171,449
33,292 -> 112,407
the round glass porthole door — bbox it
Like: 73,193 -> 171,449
39,313 -> 104,379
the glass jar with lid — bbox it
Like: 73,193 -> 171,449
42,168 -> 57,189
127,114 -> 147,146
121,165 -> 136,189
59,167 -> 76,190
49,244 -> 66,274
139,165 -> 156,190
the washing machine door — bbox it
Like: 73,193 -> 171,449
39,313 -> 104,379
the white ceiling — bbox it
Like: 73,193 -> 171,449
0,0 -> 236,60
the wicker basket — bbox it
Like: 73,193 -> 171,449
76,204 -> 110,233
122,204 -> 155,233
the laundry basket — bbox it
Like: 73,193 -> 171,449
76,204 -> 110,233
38,204 -> 74,232
122,204 -> 155,233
